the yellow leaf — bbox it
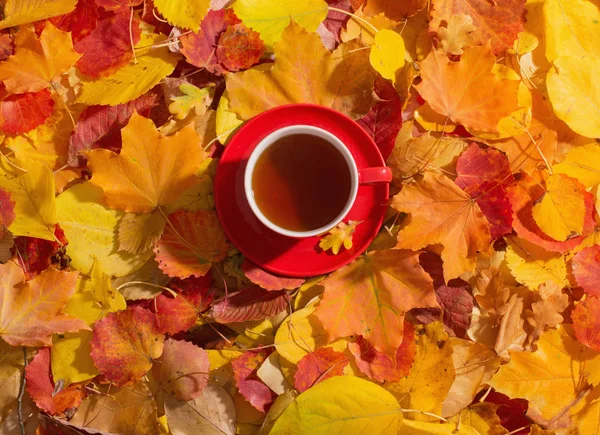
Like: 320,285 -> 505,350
77,33 -> 179,106
117,211 -> 166,255
437,14 -> 476,56
489,326 -> 600,422
225,21 -> 377,121
398,419 -> 480,434
532,173 -> 586,241
0,0 -> 76,30
56,182 -> 152,276
0,159 -> 56,241
0,23 -> 80,94
452,403 -> 507,435
414,103 -> 458,133
51,332 -> 96,387
293,276 -> 324,310
319,221 -> 361,255
216,93 -> 243,145
232,0 -> 328,48
341,10 -> 397,46
543,0 -> 600,62
370,29 -> 405,81
168,84 -> 213,120
505,237 -> 568,289
270,376 -> 401,434
554,143 -> 600,188
386,322 -> 455,420
87,113 -> 207,213
547,56 -> 600,138
153,0 -> 210,31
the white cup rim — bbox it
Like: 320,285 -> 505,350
244,125 -> 359,238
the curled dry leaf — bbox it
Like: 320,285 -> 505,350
90,306 -> 164,386
211,286 -> 288,323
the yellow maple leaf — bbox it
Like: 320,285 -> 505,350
225,21 -> 377,121
0,0 -> 76,30
319,221 -> 362,255
87,113 -> 207,213
0,22 -> 80,94
390,171 -> 491,281
153,0 -> 210,31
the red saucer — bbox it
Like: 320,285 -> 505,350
214,104 -> 389,277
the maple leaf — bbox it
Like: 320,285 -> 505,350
232,350 -> 276,413
225,21 -> 377,121
25,348 -> 87,415
211,287 -> 288,323
0,0 -> 77,30
573,245 -> 600,297
294,347 -> 348,393
319,220 -> 362,255
437,14 -> 476,55
216,23 -> 265,72
415,45 -> 521,132
348,322 -> 415,383
0,89 -> 54,134
90,306 -> 164,386
315,249 -> 437,357
430,0 -> 526,55
391,172 -> 491,281
87,113 -> 207,213
153,210 -> 230,279
242,259 -> 305,291
0,22 -> 80,94
154,338 -> 209,401
74,9 -> 141,78
49,0 -> 99,43
0,262 -> 87,346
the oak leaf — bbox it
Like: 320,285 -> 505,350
294,348 -> 348,393
0,0 -> 76,30
0,89 -> 54,134
87,113 -> 207,213
437,14 -> 476,56
153,210 -> 230,279
526,282 -> 569,344
319,220 -> 361,255
225,21 -> 377,121
391,172 -> 491,281
0,23 -> 80,94
242,259 -> 305,291
415,45 -> 521,132
315,249 -> 437,357
90,306 -> 164,386
430,0 -> 526,55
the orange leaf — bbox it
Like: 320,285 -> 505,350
348,322 -> 415,383
87,113 -> 207,213
242,259 -> 305,291
0,89 -> 54,134
573,246 -> 600,297
0,262 -> 88,347
294,347 -> 348,393
0,188 -> 15,235
154,338 -> 209,401
430,0 -> 526,55
216,23 -> 264,72
90,306 -> 164,386
315,249 -> 437,358
415,45 -> 520,132
391,172 -> 491,281
572,296 -> 600,351
25,348 -> 87,415
211,287 -> 288,323
153,210 -> 230,279
364,0 -> 427,19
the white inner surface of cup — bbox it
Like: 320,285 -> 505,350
244,125 -> 359,238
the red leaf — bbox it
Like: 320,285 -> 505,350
483,390 -> 531,434
13,225 -> 68,280
241,259 -> 305,291
573,246 -> 600,297
180,9 -> 241,74
50,0 -> 99,42
231,350 -> 276,412
323,0 -> 353,42
357,75 -> 403,161
508,173 -> 595,252
96,0 -> 143,11
0,187 -> 15,235
572,296 -> 600,351
211,287 -> 288,323
90,306 -> 164,386
74,9 -> 141,78
68,93 -> 159,166
0,89 -> 54,134
155,275 -> 215,334
154,338 -> 209,401
25,348 -> 87,415
455,143 -> 514,239
216,23 -> 264,72
294,347 -> 348,392
349,322 -> 415,383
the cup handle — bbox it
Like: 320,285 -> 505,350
359,167 -> 392,185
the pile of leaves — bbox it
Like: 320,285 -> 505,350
1,0 -> 600,433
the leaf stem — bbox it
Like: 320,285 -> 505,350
18,347 -> 28,435
400,408 -> 448,422
328,7 -> 379,35
115,280 -> 177,297
129,7 -> 138,65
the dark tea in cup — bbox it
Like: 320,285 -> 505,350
251,133 -> 352,232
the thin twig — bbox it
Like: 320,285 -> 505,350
17,347 -> 28,435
